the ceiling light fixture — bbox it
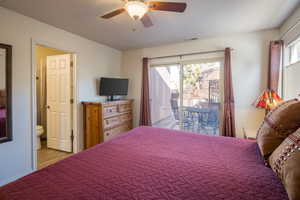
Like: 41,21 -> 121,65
125,1 -> 148,20
101,1 -> 187,28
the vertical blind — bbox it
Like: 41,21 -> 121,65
281,15 -> 300,45
284,61 -> 300,100
149,51 -> 225,66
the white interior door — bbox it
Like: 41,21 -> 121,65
46,54 -> 72,152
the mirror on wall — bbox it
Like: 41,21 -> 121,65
0,43 -> 12,144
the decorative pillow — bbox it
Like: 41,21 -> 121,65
269,129 -> 300,200
256,99 -> 300,160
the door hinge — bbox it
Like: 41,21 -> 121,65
70,98 -> 74,104
71,130 -> 74,142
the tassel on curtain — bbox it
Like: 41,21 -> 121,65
222,48 -> 236,137
139,57 -> 152,126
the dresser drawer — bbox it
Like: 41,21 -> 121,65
83,100 -> 134,149
103,105 -> 118,117
104,124 -> 131,142
120,113 -> 132,123
84,105 -> 101,148
118,103 -> 132,112
103,116 -> 120,129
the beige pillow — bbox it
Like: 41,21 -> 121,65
269,129 -> 300,200
256,99 -> 300,160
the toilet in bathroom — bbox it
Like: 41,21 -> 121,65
36,125 -> 44,150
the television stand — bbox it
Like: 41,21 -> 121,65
106,95 -> 113,101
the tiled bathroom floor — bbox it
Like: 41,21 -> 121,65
37,142 -> 73,169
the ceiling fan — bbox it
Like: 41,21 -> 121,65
100,0 -> 187,28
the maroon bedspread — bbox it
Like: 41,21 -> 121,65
0,126 -> 288,200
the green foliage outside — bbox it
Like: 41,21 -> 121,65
183,64 -> 202,88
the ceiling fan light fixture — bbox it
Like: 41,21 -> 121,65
125,1 -> 148,20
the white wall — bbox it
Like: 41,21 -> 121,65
0,6 -> 122,186
122,29 -> 280,138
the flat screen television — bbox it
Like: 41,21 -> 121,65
99,77 -> 129,101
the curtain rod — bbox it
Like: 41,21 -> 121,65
280,18 -> 300,40
149,48 -> 234,60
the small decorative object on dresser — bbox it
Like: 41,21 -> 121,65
82,100 -> 133,149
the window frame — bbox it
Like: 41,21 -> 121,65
287,38 -> 300,65
282,36 -> 300,100
149,58 -> 224,135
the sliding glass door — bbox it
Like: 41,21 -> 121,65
181,61 -> 221,135
150,59 -> 222,136
149,64 -> 181,130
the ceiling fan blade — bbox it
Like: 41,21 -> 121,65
101,8 -> 126,19
141,14 -> 153,28
148,1 -> 187,12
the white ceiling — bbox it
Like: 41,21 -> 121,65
0,0 -> 299,50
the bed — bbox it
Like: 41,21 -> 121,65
0,126 -> 288,200
0,108 -> 6,138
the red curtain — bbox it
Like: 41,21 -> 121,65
267,40 -> 283,92
139,57 -> 152,126
222,48 -> 236,137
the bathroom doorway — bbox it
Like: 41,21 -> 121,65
35,45 -> 76,169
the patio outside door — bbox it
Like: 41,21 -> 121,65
149,64 -> 181,130
149,60 -> 222,136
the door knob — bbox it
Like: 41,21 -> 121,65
47,106 -> 50,109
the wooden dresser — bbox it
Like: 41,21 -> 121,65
82,100 -> 133,149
